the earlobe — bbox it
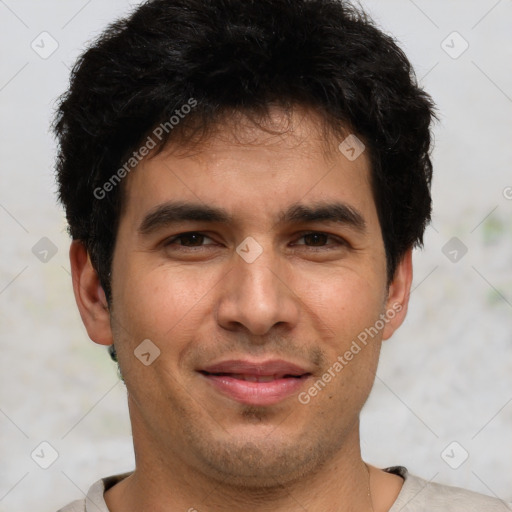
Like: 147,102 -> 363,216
382,249 -> 413,341
69,240 -> 113,346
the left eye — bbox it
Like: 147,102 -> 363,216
293,232 -> 346,247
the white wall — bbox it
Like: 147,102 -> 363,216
0,1 -> 511,510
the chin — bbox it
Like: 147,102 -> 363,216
185,431 -> 332,489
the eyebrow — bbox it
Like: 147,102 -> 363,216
138,200 -> 366,235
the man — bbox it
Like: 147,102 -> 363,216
54,0 -> 509,510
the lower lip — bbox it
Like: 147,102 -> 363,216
200,373 -> 310,406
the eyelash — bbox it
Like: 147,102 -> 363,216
163,231 -> 348,250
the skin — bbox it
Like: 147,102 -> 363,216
71,106 -> 412,512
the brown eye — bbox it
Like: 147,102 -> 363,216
294,232 -> 347,248
176,233 -> 206,246
303,233 -> 329,246
165,232 -> 215,248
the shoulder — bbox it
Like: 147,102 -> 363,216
387,466 -> 511,512
57,499 -> 86,512
57,472 -> 132,512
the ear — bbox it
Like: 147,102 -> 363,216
382,248 -> 413,341
69,240 -> 113,346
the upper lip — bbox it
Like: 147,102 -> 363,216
199,359 -> 312,378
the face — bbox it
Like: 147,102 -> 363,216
77,107 -> 410,488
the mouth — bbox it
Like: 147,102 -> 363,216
198,359 -> 313,406
200,372 -> 308,382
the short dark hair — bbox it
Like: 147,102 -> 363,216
54,0 -> 436,302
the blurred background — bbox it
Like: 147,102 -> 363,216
0,1 -> 511,510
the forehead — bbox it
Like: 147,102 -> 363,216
120,106 -> 377,230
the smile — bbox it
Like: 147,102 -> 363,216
198,359 -> 313,406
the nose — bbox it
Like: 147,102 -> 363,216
216,245 -> 300,338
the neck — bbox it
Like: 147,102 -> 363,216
106,412 -> 376,512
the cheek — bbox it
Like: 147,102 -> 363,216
298,273 -> 384,417
297,267 -> 387,347
114,264 -> 221,347
110,267 -> 210,407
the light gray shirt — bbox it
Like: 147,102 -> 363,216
58,466 -> 511,511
